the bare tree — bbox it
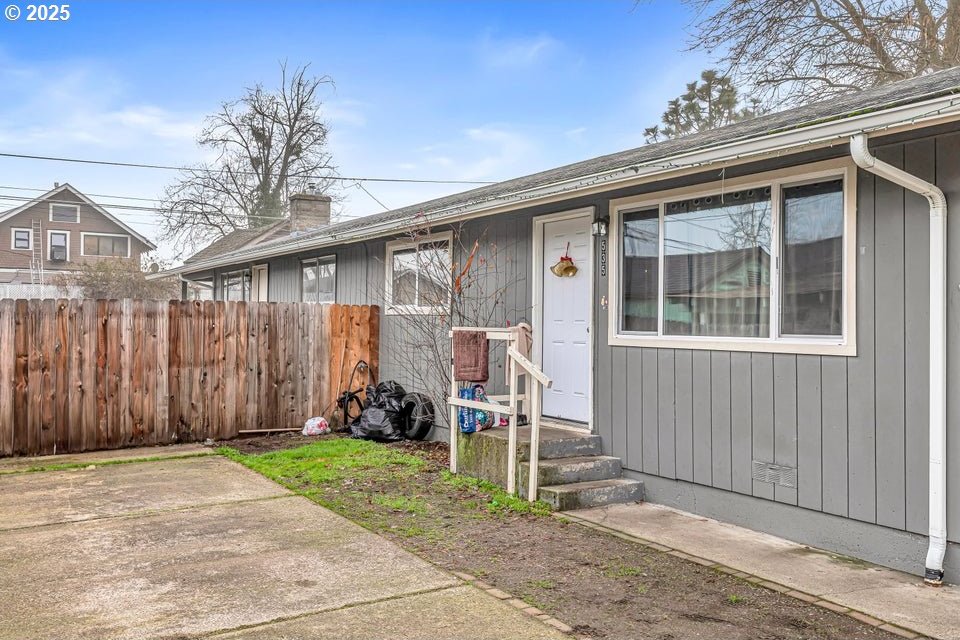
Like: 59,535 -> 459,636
644,69 -> 763,142
682,0 -> 960,105
161,63 -> 336,256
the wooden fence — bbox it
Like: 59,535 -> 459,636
0,300 -> 379,457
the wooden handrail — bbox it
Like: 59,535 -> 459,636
448,325 -> 550,503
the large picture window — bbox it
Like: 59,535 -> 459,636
610,162 -> 855,355
385,233 -> 452,314
82,233 -> 130,257
301,256 -> 336,303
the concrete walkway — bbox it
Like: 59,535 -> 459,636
566,502 -> 960,640
0,455 -> 567,640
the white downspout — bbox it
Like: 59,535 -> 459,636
850,133 -> 948,585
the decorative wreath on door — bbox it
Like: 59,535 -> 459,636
550,242 -> 579,277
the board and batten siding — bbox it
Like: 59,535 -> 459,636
593,130 -> 958,547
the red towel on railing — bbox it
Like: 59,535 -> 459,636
453,330 -> 489,382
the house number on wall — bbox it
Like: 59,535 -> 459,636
599,239 -> 607,277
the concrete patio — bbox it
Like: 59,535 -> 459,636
0,451 -> 568,640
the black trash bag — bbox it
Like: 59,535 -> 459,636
350,381 -> 407,442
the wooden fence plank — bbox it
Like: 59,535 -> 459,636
106,300 -> 122,449
120,299 -> 133,447
155,300 -> 169,444
222,302 -> 237,439
38,299 -> 55,456
80,300 -> 96,451
167,301 -> 181,441
13,300 -> 29,455
54,299 -> 70,454
142,300 -> 157,445
0,299 -> 14,456
130,299 -> 144,446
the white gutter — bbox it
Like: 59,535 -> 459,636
850,133 -> 948,586
158,91 -> 960,279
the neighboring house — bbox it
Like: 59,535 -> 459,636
0,183 -> 156,287
168,67 -> 960,582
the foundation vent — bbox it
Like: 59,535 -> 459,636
751,460 -> 797,488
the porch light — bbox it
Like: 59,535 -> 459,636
592,216 -> 609,237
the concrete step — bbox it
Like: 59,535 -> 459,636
518,431 -> 602,461
538,478 -> 644,511
520,455 -> 622,490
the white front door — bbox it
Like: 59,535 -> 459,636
539,214 -> 592,424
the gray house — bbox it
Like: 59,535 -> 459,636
167,67 -> 960,583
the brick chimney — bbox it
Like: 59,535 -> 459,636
289,183 -> 331,232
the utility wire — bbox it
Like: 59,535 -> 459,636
0,151 -> 497,185
353,181 -> 389,211
0,192 -> 368,223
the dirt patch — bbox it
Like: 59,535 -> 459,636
226,437 -> 896,640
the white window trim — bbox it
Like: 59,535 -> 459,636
79,231 -> 132,258
384,231 -> 453,315
49,202 -> 80,223
300,255 -> 337,304
607,158 -> 858,356
10,227 -> 32,251
47,230 -> 71,262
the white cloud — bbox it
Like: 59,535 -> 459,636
477,32 -> 561,70
323,99 -> 368,128
565,126 -> 587,142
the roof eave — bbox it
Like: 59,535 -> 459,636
167,90 -> 960,278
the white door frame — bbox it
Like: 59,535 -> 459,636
251,263 -> 269,302
532,206 -> 595,432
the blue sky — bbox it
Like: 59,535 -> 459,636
0,0 -> 711,262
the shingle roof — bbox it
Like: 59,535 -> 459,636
195,66 -> 960,268
185,220 -> 288,263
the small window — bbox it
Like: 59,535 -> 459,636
49,231 -> 68,261
220,270 -> 250,302
385,234 -> 451,314
83,234 -> 129,257
301,256 -> 336,303
50,203 -> 79,223
11,229 -> 31,250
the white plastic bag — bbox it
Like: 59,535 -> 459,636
302,416 -> 330,436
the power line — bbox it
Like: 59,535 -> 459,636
0,192 -> 369,224
0,151 -> 497,185
353,181 -> 389,211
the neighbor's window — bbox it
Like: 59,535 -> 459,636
83,233 -> 129,257
11,229 -> 30,250
50,203 -> 79,223
49,232 -> 68,261
220,270 -> 250,302
301,256 -> 336,303
613,168 -> 850,352
386,234 -> 451,313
